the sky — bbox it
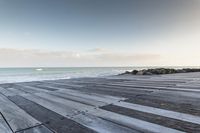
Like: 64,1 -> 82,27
0,0 -> 200,67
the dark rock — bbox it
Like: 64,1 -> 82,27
176,69 -> 185,73
136,71 -> 144,75
120,68 -> 200,75
132,70 -> 138,74
124,71 -> 131,74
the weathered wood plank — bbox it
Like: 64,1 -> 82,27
28,85 -> 57,91
9,95 -> 97,133
125,94 -> 200,116
101,104 -> 200,132
49,91 -> 107,107
51,88 -> 125,104
73,85 -> 154,98
17,125 -> 53,133
0,93 -> 41,132
72,113 -> 141,133
32,84 -> 126,104
25,92 -> 185,133
37,82 -> 154,98
33,92 -> 97,112
21,93 -> 140,133
64,79 -> 178,88
15,84 -> 50,93
7,87 -> 28,96
114,101 -> 200,125
22,94 -> 78,117
0,87 -> 16,96
105,83 -> 200,92
0,113 -> 12,133
89,84 -> 200,104
41,81 -> 83,88
8,84 -> 40,94
93,84 -> 200,100
88,108 -> 184,133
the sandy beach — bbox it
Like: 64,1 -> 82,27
0,72 -> 200,133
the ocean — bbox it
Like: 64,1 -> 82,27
0,67 -> 198,84
0,67 -> 136,84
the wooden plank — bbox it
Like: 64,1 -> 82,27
77,85 -> 154,98
89,84 -> 200,106
67,79 -> 178,88
15,84 -> 50,93
49,91 -> 107,107
9,84 -> 40,94
114,101 -> 200,125
43,82 -> 154,97
91,84 -> 157,92
124,80 -> 179,85
157,90 -> 200,99
88,108 -> 184,133
33,79 -> 200,110
125,94 -> 200,116
52,88 -> 125,103
7,87 -> 28,96
72,113 -> 140,133
34,84 -> 126,103
0,87 -> 16,96
29,85 -> 57,91
0,93 -> 41,132
101,104 -> 200,132
9,95 -> 97,133
25,92 -> 184,133
32,83 -> 75,91
0,113 -> 12,133
0,86 -> 28,97
22,94 -> 78,117
41,81 -> 83,88
21,94 -> 140,133
106,83 -> 200,92
117,82 -> 176,87
18,82 -> 58,91
93,84 -> 200,100
17,125 -> 53,133
33,92 -> 97,112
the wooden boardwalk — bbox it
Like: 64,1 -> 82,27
1,72 -> 200,133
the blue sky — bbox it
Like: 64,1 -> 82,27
1,0 -> 137,51
0,0 -> 200,67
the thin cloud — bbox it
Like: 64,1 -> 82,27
87,48 -> 108,53
95,53 -> 161,63
0,48 -> 163,67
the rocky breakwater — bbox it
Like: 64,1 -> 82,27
121,68 -> 200,75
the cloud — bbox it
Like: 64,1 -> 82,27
93,53 -> 161,66
97,53 -> 160,61
87,48 -> 108,53
1,47 -> 200,67
0,48 -> 163,67
0,48 -> 83,67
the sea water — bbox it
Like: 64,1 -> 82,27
0,67 -> 136,83
0,67 -> 197,83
